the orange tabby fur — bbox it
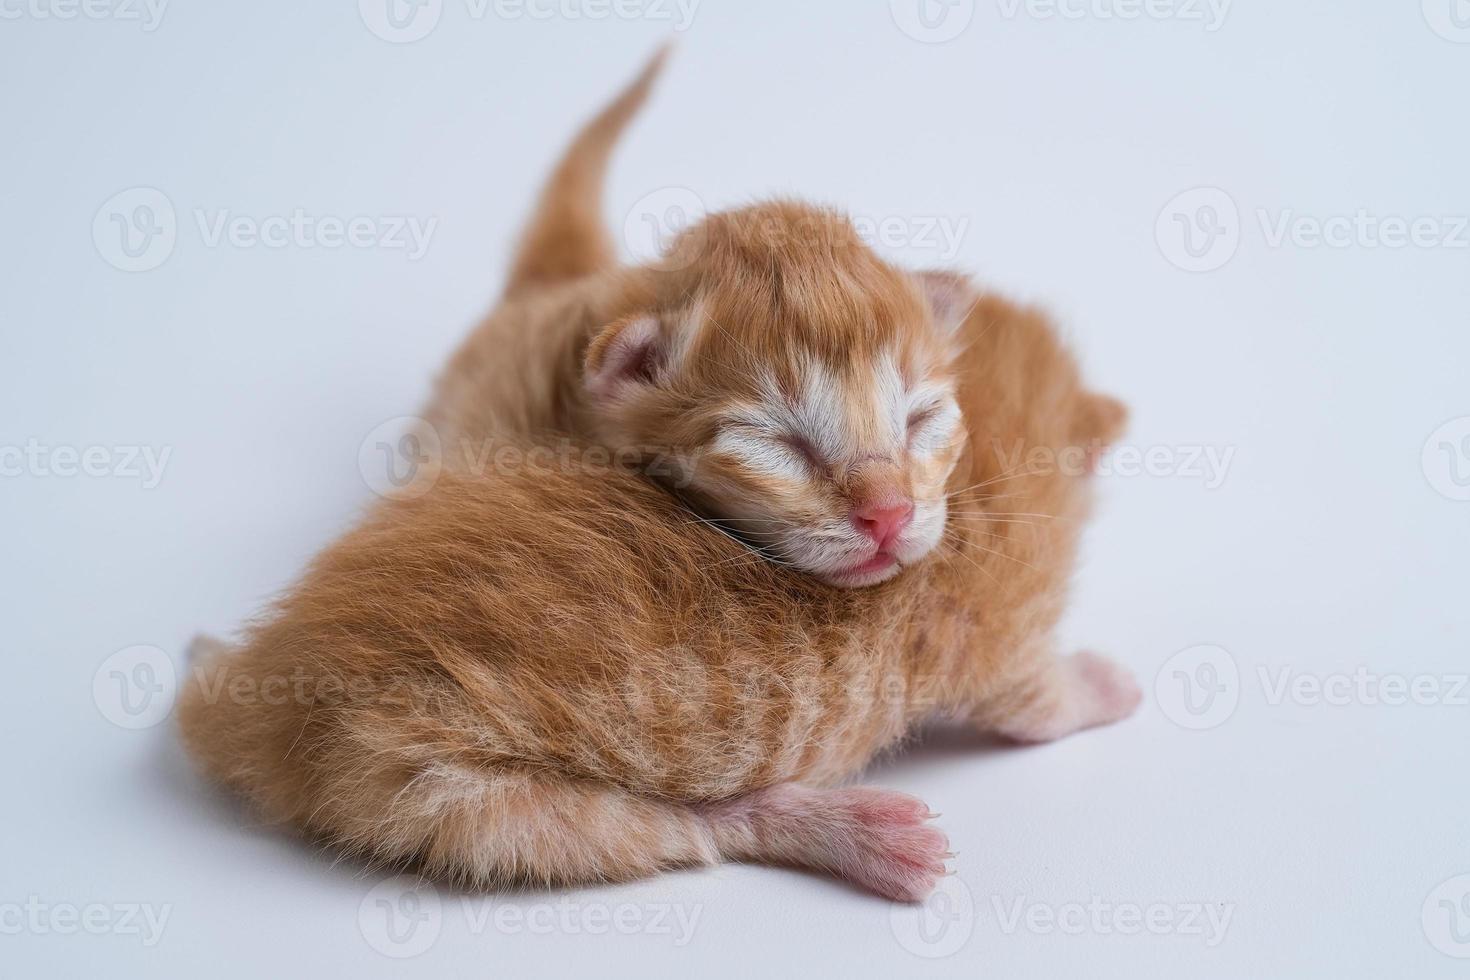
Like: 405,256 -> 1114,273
177,51 -> 1137,901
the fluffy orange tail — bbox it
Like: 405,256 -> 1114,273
503,46 -> 669,299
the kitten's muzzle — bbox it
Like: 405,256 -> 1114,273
850,499 -> 914,550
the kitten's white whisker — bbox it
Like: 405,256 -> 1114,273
941,538 -> 1000,586
943,467 -> 1045,498
965,540 -> 1038,571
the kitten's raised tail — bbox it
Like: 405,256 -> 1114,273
503,45 -> 670,299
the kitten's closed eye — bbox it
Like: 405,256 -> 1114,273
718,418 -> 827,475
777,432 -> 824,471
906,405 -> 940,432
904,394 -> 960,458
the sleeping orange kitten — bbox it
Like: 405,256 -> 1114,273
429,51 -> 973,587
177,51 -> 1139,902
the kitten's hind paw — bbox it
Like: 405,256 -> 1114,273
836,789 -> 951,903
711,785 -> 950,903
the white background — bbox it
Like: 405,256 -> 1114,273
3,1 -> 1468,977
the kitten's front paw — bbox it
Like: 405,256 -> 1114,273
988,650 -> 1143,743
1070,650 -> 1142,726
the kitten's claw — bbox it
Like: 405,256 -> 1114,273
828,789 -> 951,903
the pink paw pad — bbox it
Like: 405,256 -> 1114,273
830,789 -> 950,903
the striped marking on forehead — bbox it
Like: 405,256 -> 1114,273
773,351 -> 908,462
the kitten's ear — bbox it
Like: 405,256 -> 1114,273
916,270 -> 979,335
584,314 -> 666,399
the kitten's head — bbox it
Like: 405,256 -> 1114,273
582,202 -> 973,587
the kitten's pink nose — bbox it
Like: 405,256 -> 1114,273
851,499 -> 915,548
